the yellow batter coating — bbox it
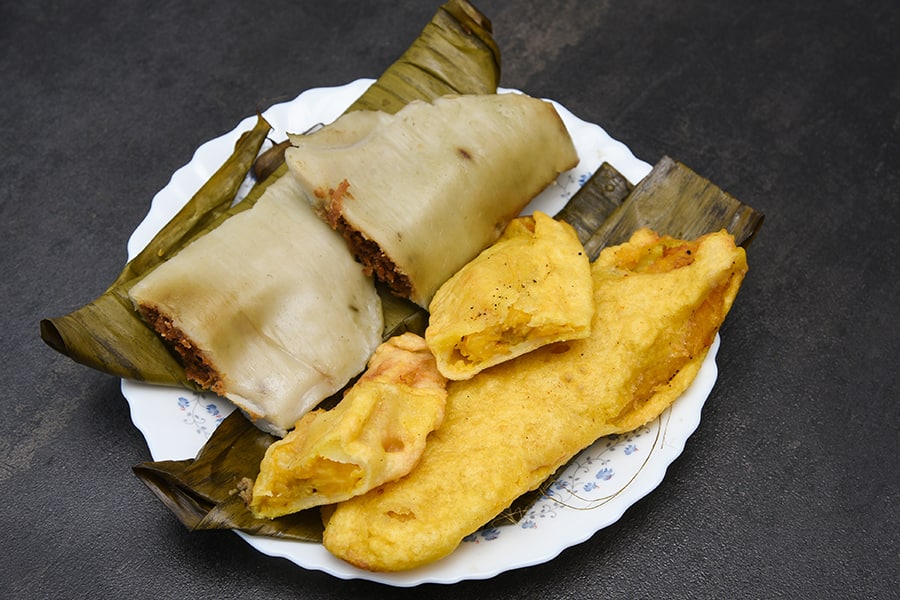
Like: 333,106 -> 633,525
249,333 -> 447,518
426,211 -> 593,380
321,229 -> 748,571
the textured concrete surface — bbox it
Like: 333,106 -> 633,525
2,0 -> 897,598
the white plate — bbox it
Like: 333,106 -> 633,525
121,79 -> 719,586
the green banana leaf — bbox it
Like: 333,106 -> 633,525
236,0 -> 500,212
344,0 -> 499,114
40,0 -> 501,386
133,410 -> 324,541
572,156 -> 764,260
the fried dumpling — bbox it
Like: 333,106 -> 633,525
284,92 -> 579,308
425,211 -> 593,380
248,333 -> 447,518
321,229 -> 748,571
128,174 -> 383,437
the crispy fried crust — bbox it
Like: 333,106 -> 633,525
321,229 -> 748,571
249,333 -> 447,517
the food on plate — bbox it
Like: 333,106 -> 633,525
321,228 -> 748,571
425,211 -> 593,380
248,333 -> 447,518
284,92 -> 579,308
128,174 -> 383,437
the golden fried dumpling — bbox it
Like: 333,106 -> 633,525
284,92 -> 579,308
425,211 -> 593,380
321,229 -> 748,571
248,333 -> 447,518
128,174 -> 383,437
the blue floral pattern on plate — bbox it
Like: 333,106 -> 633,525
464,422 -> 659,542
176,392 -> 226,437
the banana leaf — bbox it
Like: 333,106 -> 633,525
344,0 -> 499,114
576,155 -> 764,259
555,161 -> 635,243
133,411 -> 324,541
39,0 -> 501,385
133,156 -> 764,540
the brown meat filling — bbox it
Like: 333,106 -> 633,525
137,304 -> 223,394
338,220 -> 412,299
318,179 -> 413,299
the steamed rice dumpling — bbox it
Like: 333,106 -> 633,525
249,333 -> 447,518
426,211 -> 593,380
284,92 -> 579,308
321,229 -> 748,571
128,174 -> 383,437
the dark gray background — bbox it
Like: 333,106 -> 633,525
2,0 -> 897,598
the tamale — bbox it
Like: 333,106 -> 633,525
426,211 -> 593,380
285,93 -> 579,308
322,229 -> 749,571
129,174 -> 383,437
249,333 -> 447,518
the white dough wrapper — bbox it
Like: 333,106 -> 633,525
285,93 -> 579,308
129,175 -> 383,436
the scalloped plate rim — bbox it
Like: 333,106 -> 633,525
120,78 -> 718,586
